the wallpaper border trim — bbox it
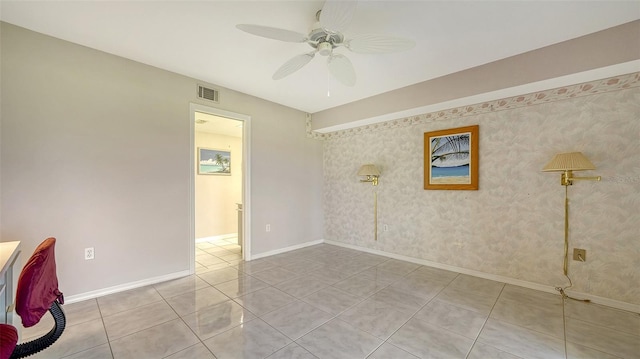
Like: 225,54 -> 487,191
307,72 -> 640,140
325,240 -> 640,314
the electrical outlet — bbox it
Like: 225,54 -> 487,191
266,224 -> 271,232
383,224 -> 389,232
573,248 -> 586,262
85,247 -> 95,260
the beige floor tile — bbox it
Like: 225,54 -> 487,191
565,341 -> 622,359
490,286 -> 564,339
467,342 -> 522,359
153,274 -> 210,299
181,300 -> 255,340
266,343 -> 319,359
413,299 -> 488,339
203,319 -> 291,359
109,319 -> 199,359
388,318 -> 474,359
164,343 -> 216,359
234,286 -> 297,316
262,301 -> 333,340
62,343 -> 113,359
302,286 -> 364,316
565,317 -> 640,359
338,298 -> 413,339
97,286 -> 163,317
102,300 -> 178,340
165,286 -> 230,316
368,343 -> 419,359
477,318 -> 565,359
297,319 -> 383,359
197,267 -> 241,286
214,275 -> 270,298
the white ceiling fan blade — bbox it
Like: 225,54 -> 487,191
273,52 -> 316,80
327,53 -> 356,86
236,24 -> 307,43
319,0 -> 357,33
346,34 -> 415,54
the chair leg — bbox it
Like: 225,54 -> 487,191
10,301 -> 66,359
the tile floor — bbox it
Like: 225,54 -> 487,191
18,238 -> 640,359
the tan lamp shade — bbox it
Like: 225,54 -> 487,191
542,152 -> 596,172
357,164 -> 380,176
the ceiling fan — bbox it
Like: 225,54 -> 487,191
236,0 -> 415,87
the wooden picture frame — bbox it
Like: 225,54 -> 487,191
198,148 -> 231,175
424,125 -> 479,190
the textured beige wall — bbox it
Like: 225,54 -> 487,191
194,132 -> 242,239
323,86 -> 640,306
0,22 -> 324,297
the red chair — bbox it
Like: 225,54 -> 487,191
0,324 -> 18,359
1,238 -> 65,359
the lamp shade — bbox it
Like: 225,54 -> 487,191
358,164 -> 380,176
542,152 -> 596,172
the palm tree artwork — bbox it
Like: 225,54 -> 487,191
424,125 -> 478,190
198,148 -> 231,175
214,153 -> 230,173
430,133 -> 471,184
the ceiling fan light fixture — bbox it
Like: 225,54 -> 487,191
318,42 -> 333,56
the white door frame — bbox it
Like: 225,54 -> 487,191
189,103 -> 252,274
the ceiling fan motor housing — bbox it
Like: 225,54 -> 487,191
308,21 -> 344,56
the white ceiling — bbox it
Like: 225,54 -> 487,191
1,1 -> 638,114
195,112 -> 243,137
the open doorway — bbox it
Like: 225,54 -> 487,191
189,104 -> 251,274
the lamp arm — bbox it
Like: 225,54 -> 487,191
571,176 -> 601,181
561,170 -> 601,185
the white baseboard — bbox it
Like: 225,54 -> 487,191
196,233 -> 238,243
251,239 -> 324,260
324,240 -> 640,314
64,270 -> 191,304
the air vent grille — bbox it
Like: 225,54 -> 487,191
197,85 -> 219,102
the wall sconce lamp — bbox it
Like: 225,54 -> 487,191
358,164 -> 380,241
358,164 -> 380,186
542,152 -> 601,186
542,152 -> 600,301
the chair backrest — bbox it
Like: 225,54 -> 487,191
15,237 -> 64,328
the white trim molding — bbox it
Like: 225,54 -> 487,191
251,240 -> 324,260
64,270 -> 191,304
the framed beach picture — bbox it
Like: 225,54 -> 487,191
198,148 -> 231,175
424,125 -> 478,190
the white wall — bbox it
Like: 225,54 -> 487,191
194,132 -> 242,239
323,82 -> 640,306
0,22 -> 324,298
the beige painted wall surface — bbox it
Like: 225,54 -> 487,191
323,87 -> 640,306
0,22 -> 324,297
195,132 -> 242,239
